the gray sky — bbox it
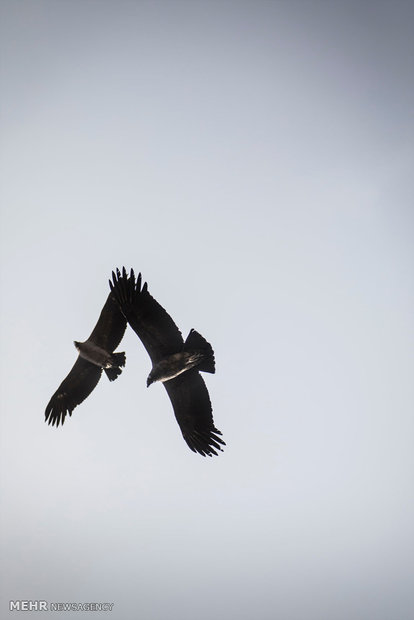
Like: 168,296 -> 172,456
1,1 -> 413,619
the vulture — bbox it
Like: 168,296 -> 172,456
45,290 -> 127,427
109,267 -> 225,457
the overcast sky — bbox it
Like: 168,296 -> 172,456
1,1 -> 413,619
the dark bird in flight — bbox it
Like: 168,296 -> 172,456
45,291 -> 127,427
109,267 -> 225,457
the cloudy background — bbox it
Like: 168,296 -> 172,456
1,1 -> 413,618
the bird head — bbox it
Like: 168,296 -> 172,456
73,341 -> 81,351
146,373 -> 154,388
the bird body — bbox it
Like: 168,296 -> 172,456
74,340 -> 125,377
148,352 -> 204,384
147,329 -> 215,385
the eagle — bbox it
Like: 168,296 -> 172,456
109,267 -> 225,457
45,291 -> 127,427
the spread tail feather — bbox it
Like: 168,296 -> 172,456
104,351 -> 126,381
111,351 -> 126,367
184,329 -> 215,374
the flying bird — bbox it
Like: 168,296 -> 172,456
109,267 -> 225,457
45,289 -> 127,427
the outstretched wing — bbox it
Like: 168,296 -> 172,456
109,267 -> 183,364
87,290 -> 127,351
45,357 -> 102,427
163,370 -> 225,457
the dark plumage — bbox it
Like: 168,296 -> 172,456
109,267 -> 225,457
45,290 -> 127,427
